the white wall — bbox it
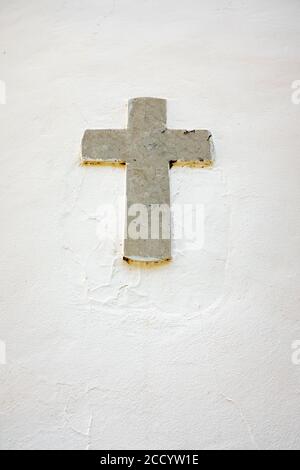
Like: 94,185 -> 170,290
0,0 -> 300,450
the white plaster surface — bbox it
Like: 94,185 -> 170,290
0,0 -> 300,450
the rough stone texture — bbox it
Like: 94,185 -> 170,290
1,0 -> 300,451
82,97 -> 212,262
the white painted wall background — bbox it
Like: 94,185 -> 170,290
0,0 -> 300,450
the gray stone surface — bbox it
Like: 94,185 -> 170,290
81,98 -> 213,263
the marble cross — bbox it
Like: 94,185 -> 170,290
81,98 -> 213,263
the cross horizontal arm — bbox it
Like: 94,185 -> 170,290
81,130 -> 129,164
164,130 -> 213,166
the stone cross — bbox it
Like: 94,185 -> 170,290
81,98 -> 213,263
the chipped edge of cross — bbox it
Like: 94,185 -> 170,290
80,160 -> 126,168
80,160 -> 214,169
170,160 -> 213,169
123,257 -> 172,269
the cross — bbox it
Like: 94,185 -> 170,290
81,98 -> 213,263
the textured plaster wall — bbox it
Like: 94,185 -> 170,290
0,0 -> 300,450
